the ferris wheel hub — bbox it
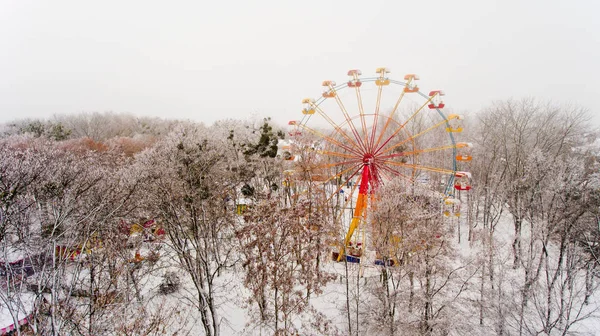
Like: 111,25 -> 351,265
362,153 -> 375,165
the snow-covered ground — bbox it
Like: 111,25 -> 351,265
1,203 -> 599,335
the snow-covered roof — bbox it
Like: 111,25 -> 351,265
0,293 -> 34,335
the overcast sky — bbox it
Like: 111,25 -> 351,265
1,0 -> 598,127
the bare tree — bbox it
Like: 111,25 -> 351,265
472,99 -> 599,334
237,194 -> 336,335
134,124 -> 242,336
358,180 -> 478,335
478,99 -> 590,267
0,135 -> 174,335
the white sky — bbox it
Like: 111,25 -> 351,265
1,0 -> 599,127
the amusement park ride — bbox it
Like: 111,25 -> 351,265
281,68 -> 472,266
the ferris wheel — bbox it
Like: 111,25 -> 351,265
282,68 -> 472,265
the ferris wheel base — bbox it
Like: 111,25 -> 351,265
331,251 -> 396,267
331,251 -> 360,263
374,259 -> 396,267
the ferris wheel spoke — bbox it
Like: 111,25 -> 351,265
374,94 -> 436,156
378,118 -> 449,156
298,158 -> 363,173
370,165 -> 385,189
285,163 -> 362,206
313,161 -> 363,187
376,144 -> 458,160
372,77 -> 413,151
310,103 -> 364,155
375,167 -> 394,182
349,71 -> 369,144
381,160 -> 455,175
332,162 -> 363,185
328,85 -> 369,153
325,163 -> 364,203
375,163 -> 415,182
376,167 -> 404,184
317,150 -> 361,160
296,123 -> 362,156
356,88 -> 369,150
329,160 -> 364,171
368,79 -> 385,152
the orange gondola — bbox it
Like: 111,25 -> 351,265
403,74 -> 420,92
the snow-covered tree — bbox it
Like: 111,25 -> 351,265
237,195 -> 336,335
